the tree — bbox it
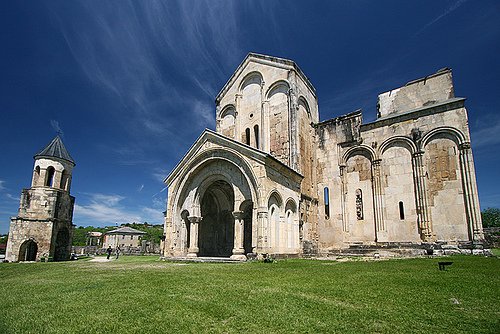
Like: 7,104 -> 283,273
481,207 -> 500,228
0,234 -> 8,245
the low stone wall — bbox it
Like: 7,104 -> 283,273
483,227 -> 500,248
72,243 -> 161,256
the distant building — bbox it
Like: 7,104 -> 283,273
86,231 -> 102,246
103,227 -> 146,249
6,136 -> 76,262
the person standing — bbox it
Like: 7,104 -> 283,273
115,246 -> 121,259
106,246 -> 112,260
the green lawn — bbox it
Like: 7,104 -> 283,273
0,255 -> 499,333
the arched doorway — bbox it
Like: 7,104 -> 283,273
19,239 -> 37,261
199,180 -> 235,257
54,227 -> 70,261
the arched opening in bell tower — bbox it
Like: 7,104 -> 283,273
19,239 -> 38,261
45,166 -> 55,187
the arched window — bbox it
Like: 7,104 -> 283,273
45,166 -> 55,187
245,128 -> 251,145
60,170 -> 68,190
324,187 -> 330,219
355,189 -> 363,220
254,125 -> 259,149
399,201 -> 405,220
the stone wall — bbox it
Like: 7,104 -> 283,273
377,68 -> 454,118
6,219 -> 53,261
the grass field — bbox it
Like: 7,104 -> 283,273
0,255 -> 499,333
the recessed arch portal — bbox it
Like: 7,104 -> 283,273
19,239 -> 37,261
171,148 -> 259,258
199,179 -> 235,257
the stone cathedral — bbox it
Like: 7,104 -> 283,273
5,136 -> 75,262
161,53 -> 483,260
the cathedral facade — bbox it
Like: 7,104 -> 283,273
162,53 -> 483,259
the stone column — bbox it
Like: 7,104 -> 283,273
340,165 -> 349,232
371,160 -> 385,238
235,94 -> 242,143
256,209 -> 268,252
164,217 -> 172,256
412,151 -> 434,241
215,104 -> 221,132
186,216 -> 201,257
231,211 -> 246,260
458,143 -> 484,241
262,101 -> 270,153
260,80 -> 265,151
288,80 -> 299,170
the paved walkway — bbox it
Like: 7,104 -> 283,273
89,257 -> 114,262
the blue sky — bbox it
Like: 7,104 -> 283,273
1,1 -> 499,234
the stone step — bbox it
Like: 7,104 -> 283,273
162,256 -> 245,263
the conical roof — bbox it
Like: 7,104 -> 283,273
34,136 -> 75,165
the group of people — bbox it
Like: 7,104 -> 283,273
106,246 -> 120,260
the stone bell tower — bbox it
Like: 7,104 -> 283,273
5,136 -> 76,262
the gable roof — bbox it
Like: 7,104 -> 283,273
215,52 -> 316,103
105,226 -> 146,235
34,136 -> 75,165
165,129 -> 302,186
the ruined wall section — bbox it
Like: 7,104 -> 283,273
313,112 -> 362,250
361,100 -> 474,243
379,145 -> 420,242
344,154 -> 376,243
424,138 -> 468,241
314,93 -> 476,250
377,68 -> 454,118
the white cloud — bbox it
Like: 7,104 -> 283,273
415,0 -> 468,36
152,167 -> 169,183
471,116 -> 500,148
89,193 -> 125,206
50,119 -> 64,136
74,203 -> 141,224
0,180 -> 5,191
74,193 -> 138,224
141,206 -> 164,223
5,193 -> 19,202
74,192 -> 164,226
51,0 -> 241,148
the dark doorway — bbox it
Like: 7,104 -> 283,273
199,180 -> 234,257
54,228 -> 70,261
19,240 -> 37,261
241,200 -> 253,255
